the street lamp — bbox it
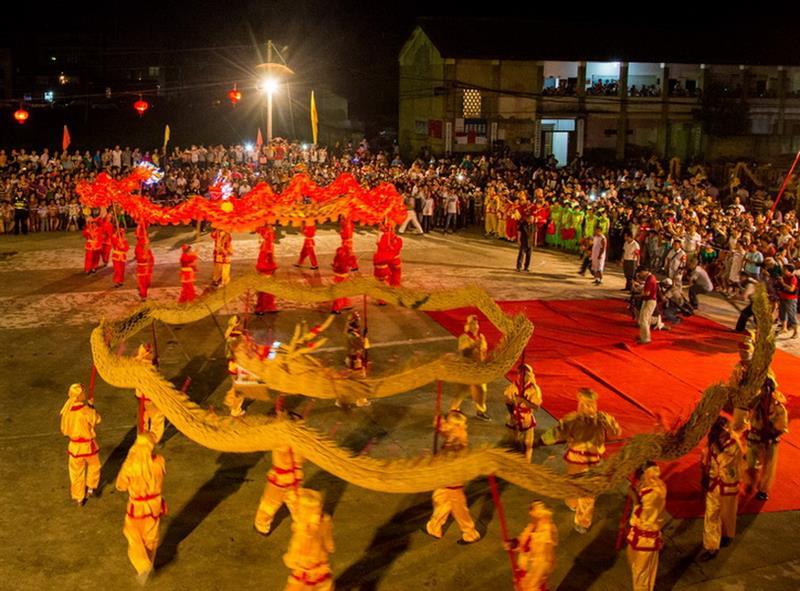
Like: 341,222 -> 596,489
256,40 -> 294,143
259,77 -> 280,142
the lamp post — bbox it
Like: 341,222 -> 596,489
256,40 -> 294,143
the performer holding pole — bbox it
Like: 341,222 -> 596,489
425,410 -> 481,544
540,389 -> 621,534
60,384 -> 101,506
115,432 -> 167,583
254,444 -> 305,536
625,462 -> 667,591
504,362 -> 542,462
255,225 -> 278,314
450,315 -> 490,421
282,488 -> 335,591
503,498 -> 558,591
178,244 -> 198,303
699,416 -> 744,561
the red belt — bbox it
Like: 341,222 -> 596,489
708,477 -> 740,496
268,475 -> 300,489
628,525 -> 663,552
445,485 -> 463,490
132,493 -> 161,502
68,449 -> 99,458
291,570 -> 331,585
70,437 -> 93,443
565,448 -> 601,465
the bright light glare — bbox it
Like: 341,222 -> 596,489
260,78 -> 279,95
244,143 -> 254,152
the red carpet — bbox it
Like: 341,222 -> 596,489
428,299 -> 800,518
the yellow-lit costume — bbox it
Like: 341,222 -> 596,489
426,410 -> 481,543
450,315 -> 490,420
484,192 -> 499,237
283,488 -> 335,591
541,389 -> 621,532
626,463 -> 667,591
211,228 -> 233,287
344,312 -> 371,407
504,363 -> 542,462
506,501 -> 558,591
255,446 -> 304,535
60,383 -> 101,504
115,432 -> 167,580
223,315 -> 247,417
134,344 -> 166,441
745,375 -> 788,500
702,417 -> 743,555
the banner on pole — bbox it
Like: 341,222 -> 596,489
310,91 -> 319,145
62,125 -> 71,152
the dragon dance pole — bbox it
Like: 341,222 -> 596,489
362,294 -> 369,371
488,474 -> 522,591
433,380 -> 443,454
769,147 -> 800,219
87,364 -> 97,405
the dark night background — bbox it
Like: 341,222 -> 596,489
0,2 -> 787,149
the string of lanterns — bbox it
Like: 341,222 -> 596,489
9,84 -> 246,124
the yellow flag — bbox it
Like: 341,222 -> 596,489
163,124 -> 171,150
310,91 -> 318,145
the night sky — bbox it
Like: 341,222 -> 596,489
1,3 -> 789,130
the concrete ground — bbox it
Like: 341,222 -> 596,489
0,224 -> 798,591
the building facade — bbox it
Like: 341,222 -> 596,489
399,20 -> 800,164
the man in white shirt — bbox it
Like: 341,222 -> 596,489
682,224 -> 702,266
688,263 -> 714,309
622,232 -> 640,291
112,146 -> 122,169
664,239 -> 687,287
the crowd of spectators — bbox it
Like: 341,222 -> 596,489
0,138 -> 797,333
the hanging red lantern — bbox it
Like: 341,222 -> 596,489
13,107 -> 29,124
227,84 -> 242,107
133,96 -> 150,117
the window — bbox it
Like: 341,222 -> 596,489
463,89 -> 482,118
148,66 -> 160,78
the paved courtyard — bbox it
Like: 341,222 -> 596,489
1,225 -> 798,591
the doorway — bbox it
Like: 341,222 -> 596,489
540,118 -> 575,166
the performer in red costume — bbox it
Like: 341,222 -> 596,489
135,221 -> 149,249
178,244 -> 198,303
135,242 -> 155,300
110,228 -> 130,287
532,190 -> 550,247
83,218 -> 102,274
295,222 -> 319,270
331,245 -> 352,314
339,215 -> 359,272
99,214 -> 114,267
255,225 -> 278,314
372,222 -> 403,304
384,225 -> 403,288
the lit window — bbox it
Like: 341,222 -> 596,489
149,66 -> 160,77
463,89 -> 482,118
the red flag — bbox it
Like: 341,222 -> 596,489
62,125 -> 71,152
256,128 -> 264,147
